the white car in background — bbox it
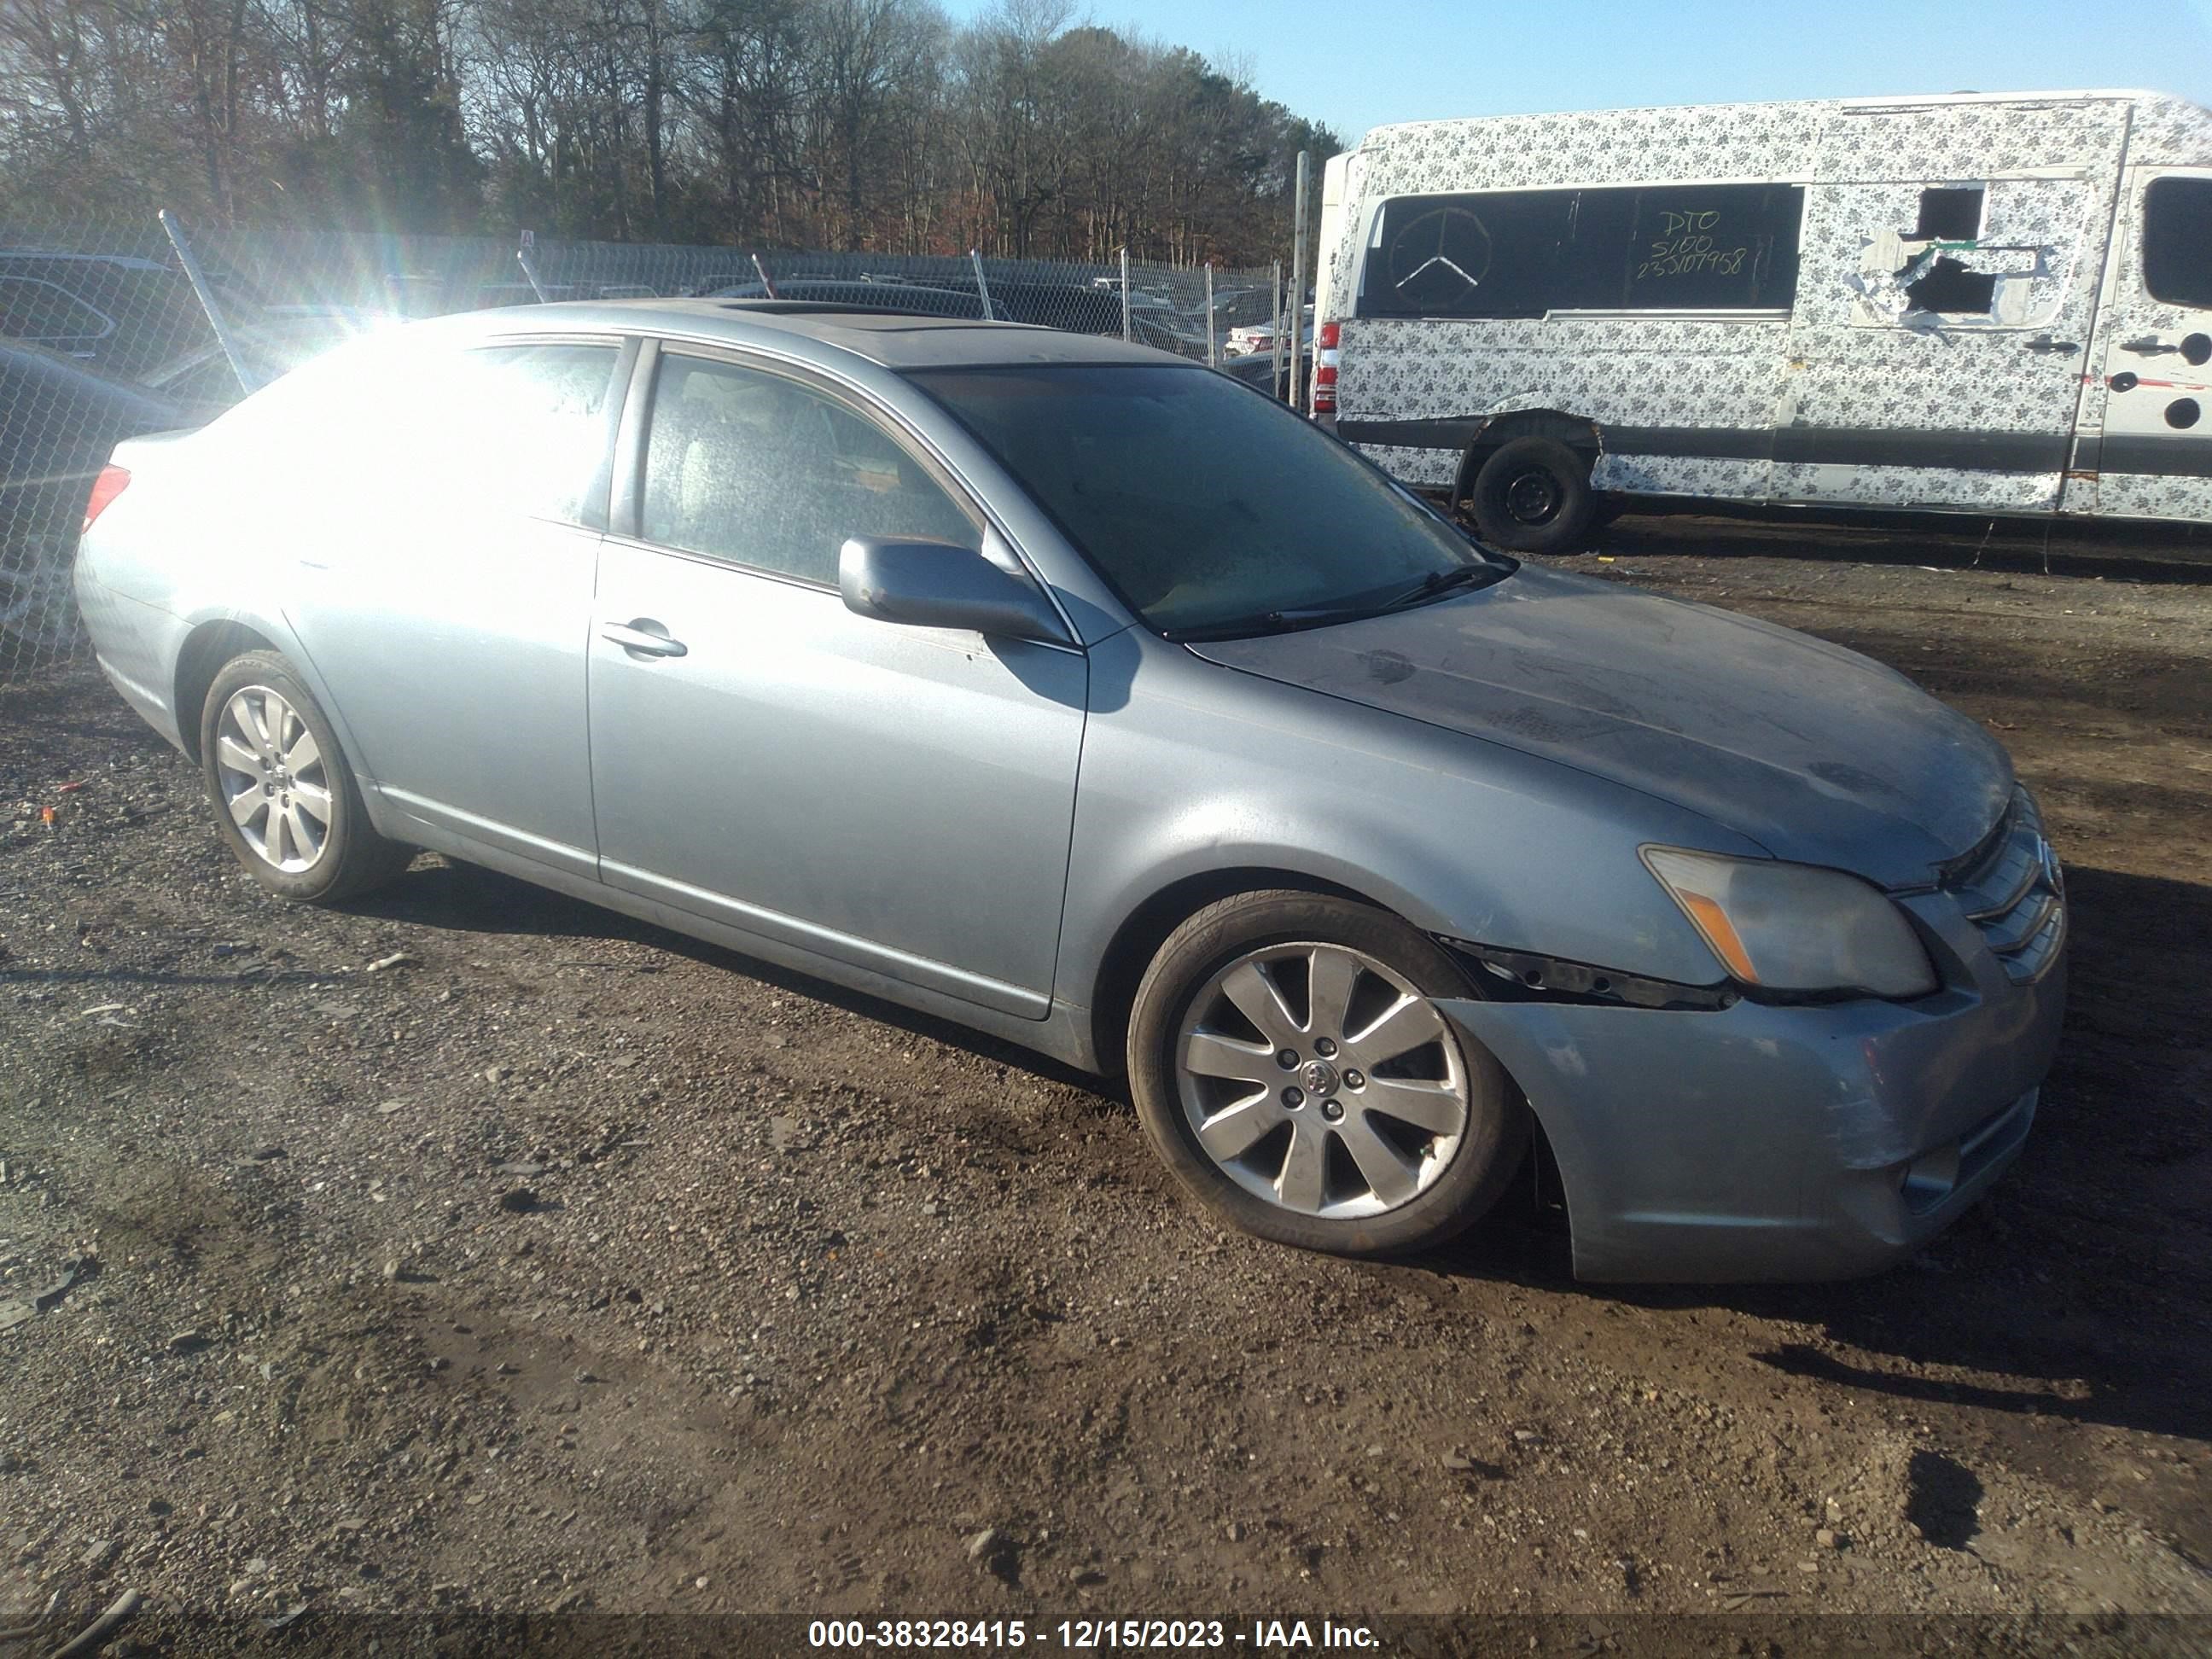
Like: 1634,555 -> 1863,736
1225,308 -> 1313,357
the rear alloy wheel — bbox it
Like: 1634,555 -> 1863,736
1466,435 -> 1596,554
200,650 -> 411,903
1129,891 -> 1526,1255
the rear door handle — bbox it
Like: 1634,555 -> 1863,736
2120,336 -> 2177,355
600,620 -> 688,658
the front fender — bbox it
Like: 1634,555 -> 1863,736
1062,630 -> 1760,1010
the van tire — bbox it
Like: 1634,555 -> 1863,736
1466,437 -> 1596,554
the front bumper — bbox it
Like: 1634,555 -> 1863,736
1437,889 -> 2066,1283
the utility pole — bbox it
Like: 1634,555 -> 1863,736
1204,262 -> 1216,366
1289,149 -> 1310,414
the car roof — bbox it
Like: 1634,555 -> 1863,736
462,297 -> 1182,370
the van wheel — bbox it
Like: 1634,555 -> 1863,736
1466,437 -> 1596,553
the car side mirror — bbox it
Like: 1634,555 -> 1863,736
838,537 -> 1072,645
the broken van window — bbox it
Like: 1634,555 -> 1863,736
1906,254 -> 1998,316
1914,187 -> 1984,242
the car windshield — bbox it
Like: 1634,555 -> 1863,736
907,364 -> 1507,637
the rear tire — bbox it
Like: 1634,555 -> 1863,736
1127,889 -> 1527,1256
199,650 -> 411,904
1466,436 -> 1596,554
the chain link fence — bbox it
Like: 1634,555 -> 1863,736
2,213 -> 1293,690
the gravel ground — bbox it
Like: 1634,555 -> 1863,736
1,511 -> 2209,1654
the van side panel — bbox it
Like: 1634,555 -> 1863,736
1773,99 -> 2128,515
1330,99 -> 1824,501
1343,315 -> 1790,500
1328,90 -> 2212,527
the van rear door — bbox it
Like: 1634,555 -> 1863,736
2087,167 -> 2212,517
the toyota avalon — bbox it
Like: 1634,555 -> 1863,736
72,300 -> 2065,1281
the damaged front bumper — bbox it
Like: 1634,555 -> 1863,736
1435,894 -> 2065,1284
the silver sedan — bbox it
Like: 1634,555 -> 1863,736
73,300 -> 2065,1280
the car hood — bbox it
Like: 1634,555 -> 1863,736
1185,563 -> 2012,889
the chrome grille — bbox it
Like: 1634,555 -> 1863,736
1943,788 -> 2065,985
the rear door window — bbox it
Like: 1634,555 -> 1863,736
2143,176 -> 2212,310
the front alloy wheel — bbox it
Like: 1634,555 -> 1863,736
1176,942 -> 1470,1219
1129,890 -> 1527,1256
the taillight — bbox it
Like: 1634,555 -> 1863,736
81,464 -> 131,533
1313,322 -> 1342,415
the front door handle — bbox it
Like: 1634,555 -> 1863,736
2120,335 -> 2177,355
600,619 -> 688,658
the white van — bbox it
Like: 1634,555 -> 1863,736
1312,90 -> 2212,550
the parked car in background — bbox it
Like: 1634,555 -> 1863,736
0,249 -> 265,381
76,299 -> 2063,1282
1,341 -> 191,649
2,299 -> 380,654
1225,308 -> 1314,358
460,281 -> 585,310
696,280 -> 987,318
1217,352 -> 1289,399
926,278 -> 1206,355
696,275 -> 1209,355
682,271 -> 856,297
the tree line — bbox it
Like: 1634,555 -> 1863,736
0,0 -> 1339,265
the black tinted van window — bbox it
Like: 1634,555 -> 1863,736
2144,176 -> 2212,310
1621,186 -> 1802,311
1359,183 -> 1802,318
1364,190 -> 1575,319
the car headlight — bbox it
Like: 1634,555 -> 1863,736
1640,847 -> 1938,1000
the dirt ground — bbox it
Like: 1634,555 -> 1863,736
1,510 -> 2209,1655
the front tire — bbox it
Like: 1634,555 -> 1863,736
199,650 -> 411,904
1465,436 -> 1596,554
1127,890 -> 1527,1256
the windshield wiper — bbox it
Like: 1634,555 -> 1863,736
1165,608 -> 1349,642
1166,563 -> 1506,643
1376,562 -> 1505,612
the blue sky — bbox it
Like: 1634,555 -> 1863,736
940,0 -> 2212,150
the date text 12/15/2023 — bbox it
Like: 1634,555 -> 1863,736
806,1619 -> 1382,1650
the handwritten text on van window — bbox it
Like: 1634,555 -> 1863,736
1637,210 -> 1749,280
